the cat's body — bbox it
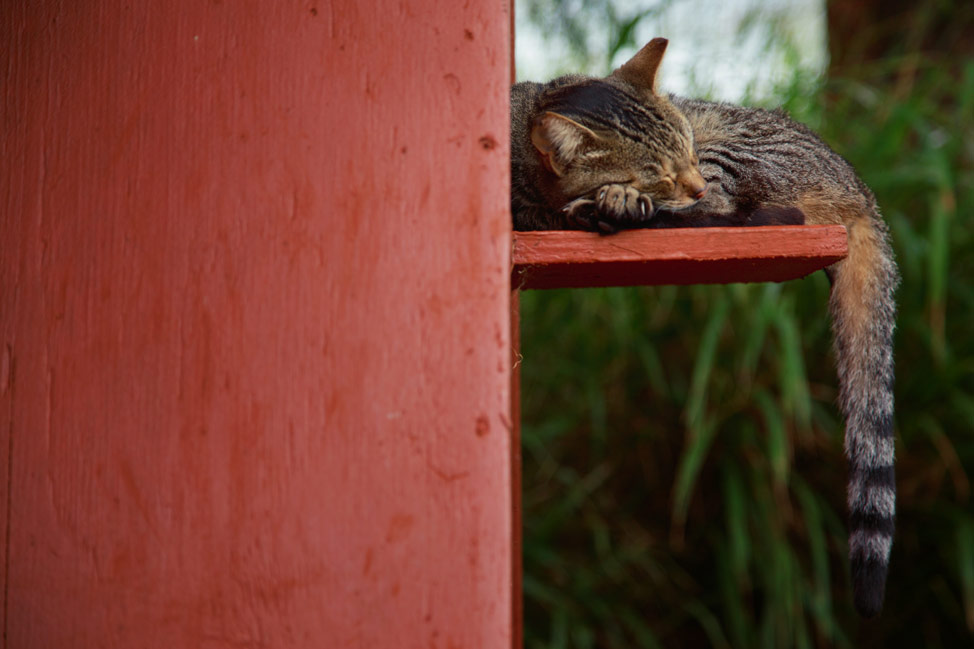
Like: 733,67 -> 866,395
511,39 -> 898,617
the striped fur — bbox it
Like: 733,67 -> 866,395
672,96 -> 900,617
511,72 -> 704,231
510,39 -> 899,617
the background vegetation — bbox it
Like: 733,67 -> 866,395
516,1 -> 974,647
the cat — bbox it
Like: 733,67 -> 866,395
510,38 -> 899,618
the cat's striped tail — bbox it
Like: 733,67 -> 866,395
828,211 -> 899,617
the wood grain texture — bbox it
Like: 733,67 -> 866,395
1,1 -> 512,647
513,226 -> 848,290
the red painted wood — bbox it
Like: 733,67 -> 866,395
508,20 -> 523,648
1,1 -> 512,647
0,344 -> 9,639
513,226 -> 848,290
509,291 -> 523,649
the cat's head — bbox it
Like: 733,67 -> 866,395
530,38 -> 707,212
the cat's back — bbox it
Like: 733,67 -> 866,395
671,95 -> 871,208
672,96 -> 824,155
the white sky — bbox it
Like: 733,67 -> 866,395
515,0 -> 827,101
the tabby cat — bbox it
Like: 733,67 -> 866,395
511,38 -> 898,618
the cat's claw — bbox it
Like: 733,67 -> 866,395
561,197 -> 595,217
560,197 -> 614,232
595,184 -> 655,225
560,186 -> 652,233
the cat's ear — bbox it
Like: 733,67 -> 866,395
530,111 -> 601,177
611,37 -> 668,95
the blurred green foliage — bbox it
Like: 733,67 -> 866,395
519,0 -> 667,74
517,10 -> 974,649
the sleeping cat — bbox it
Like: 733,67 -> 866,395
511,38 -> 899,618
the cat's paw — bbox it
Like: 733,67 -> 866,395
560,197 -> 618,234
596,184 -> 654,226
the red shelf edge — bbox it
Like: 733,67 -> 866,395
512,225 -> 848,290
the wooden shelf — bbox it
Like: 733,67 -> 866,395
512,225 -> 848,290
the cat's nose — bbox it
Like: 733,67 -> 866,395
685,182 -> 706,200
680,169 -> 708,201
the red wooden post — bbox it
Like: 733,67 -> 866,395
1,1 -> 512,646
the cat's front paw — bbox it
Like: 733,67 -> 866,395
560,197 -> 618,234
559,184 -> 655,233
596,184 -> 654,226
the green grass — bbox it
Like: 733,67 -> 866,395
519,56 -> 974,648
